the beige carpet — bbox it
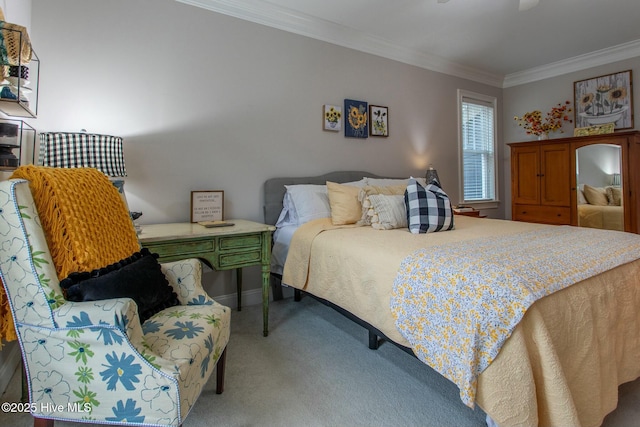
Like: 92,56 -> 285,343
1,296 -> 639,426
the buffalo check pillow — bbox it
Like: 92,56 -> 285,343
404,178 -> 455,234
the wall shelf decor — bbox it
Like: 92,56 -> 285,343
0,119 -> 35,171
0,24 -> 39,118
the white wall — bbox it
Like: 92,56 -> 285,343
503,57 -> 640,217
0,0 -> 32,400
29,0 -> 502,298
1,0 -> 31,30
577,145 -> 621,187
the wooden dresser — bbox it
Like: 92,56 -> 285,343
509,130 -> 640,233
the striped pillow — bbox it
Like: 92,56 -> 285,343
404,178 -> 454,234
367,194 -> 407,230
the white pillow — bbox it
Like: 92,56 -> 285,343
275,192 -> 299,227
284,184 -> 331,225
577,188 -> 588,205
367,194 -> 407,230
343,178 -> 368,187
365,177 -> 426,187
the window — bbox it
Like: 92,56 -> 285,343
458,90 -> 498,205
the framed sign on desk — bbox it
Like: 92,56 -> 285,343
191,190 -> 224,222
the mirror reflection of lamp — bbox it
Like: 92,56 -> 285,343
611,173 -> 621,187
38,131 -> 142,233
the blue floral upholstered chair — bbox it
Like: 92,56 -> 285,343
0,178 -> 231,427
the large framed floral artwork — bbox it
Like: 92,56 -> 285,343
574,70 -> 634,131
344,99 -> 368,138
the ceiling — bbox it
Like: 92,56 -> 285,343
178,0 -> 640,88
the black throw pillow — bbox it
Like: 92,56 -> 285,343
60,248 -> 180,323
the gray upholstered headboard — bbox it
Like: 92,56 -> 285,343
263,171 -> 388,225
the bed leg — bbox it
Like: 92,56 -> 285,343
368,331 -> 379,350
294,289 -> 301,302
270,273 -> 284,301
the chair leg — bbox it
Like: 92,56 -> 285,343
216,347 -> 227,394
34,417 -> 54,427
21,359 -> 29,403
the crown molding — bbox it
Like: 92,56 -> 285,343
503,39 -> 640,88
177,0 -> 640,89
175,0 -> 504,87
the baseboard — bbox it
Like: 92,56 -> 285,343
214,288 -> 262,309
0,342 -> 21,396
214,286 -> 294,309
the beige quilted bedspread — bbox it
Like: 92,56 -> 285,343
282,216 -> 640,427
578,204 -> 624,231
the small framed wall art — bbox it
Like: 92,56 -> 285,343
573,70 -> 634,131
323,105 -> 342,131
344,99 -> 368,138
369,105 -> 388,137
191,190 -> 224,222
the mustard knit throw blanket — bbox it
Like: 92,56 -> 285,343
0,166 -> 140,345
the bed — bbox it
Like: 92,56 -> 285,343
263,171 -> 640,427
577,184 -> 624,231
578,204 -> 624,231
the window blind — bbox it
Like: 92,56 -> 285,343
461,97 -> 495,201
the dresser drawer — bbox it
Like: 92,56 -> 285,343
513,205 -> 570,225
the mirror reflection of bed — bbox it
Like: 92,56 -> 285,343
576,143 -> 623,231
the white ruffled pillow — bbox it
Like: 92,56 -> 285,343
367,194 -> 407,230
357,184 -> 407,226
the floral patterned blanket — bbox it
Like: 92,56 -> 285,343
390,226 -> 640,407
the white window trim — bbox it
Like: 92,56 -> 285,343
457,89 -> 500,210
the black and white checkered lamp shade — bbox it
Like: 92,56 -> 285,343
38,132 -> 126,177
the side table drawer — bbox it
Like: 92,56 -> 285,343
146,240 -> 214,258
219,234 -> 262,250
219,250 -> 262,268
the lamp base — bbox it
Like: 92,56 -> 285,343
111,179 -> 143,234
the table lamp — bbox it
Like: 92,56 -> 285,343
38,131 -> 141,229
425,165 -> 440,186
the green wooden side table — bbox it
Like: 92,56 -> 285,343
139,220 -> 275,336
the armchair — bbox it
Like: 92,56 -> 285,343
0,176 -> 230,427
